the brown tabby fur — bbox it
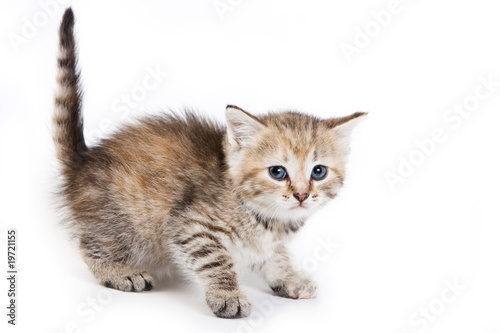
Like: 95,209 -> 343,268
53,8 -> 367,318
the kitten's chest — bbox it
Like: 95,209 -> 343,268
226,230 -> 280,268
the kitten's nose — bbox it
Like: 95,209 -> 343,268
293,193 -> 309,204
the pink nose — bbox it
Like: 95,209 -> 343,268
293,193 -> 309,203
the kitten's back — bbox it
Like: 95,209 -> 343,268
95,112 -> 226,184
81,113 -> 228,221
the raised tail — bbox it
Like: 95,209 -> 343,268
53,8 -> 87,168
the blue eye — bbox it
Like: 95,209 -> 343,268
269,166 -> 287,180
311,165 -> 327,180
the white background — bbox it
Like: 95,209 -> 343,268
1,0 -> 499,332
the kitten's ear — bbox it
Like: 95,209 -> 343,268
327,112 -> 367,147
225,105 -> 265,148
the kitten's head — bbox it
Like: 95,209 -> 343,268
224,105 -> 366,226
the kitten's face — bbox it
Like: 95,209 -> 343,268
225,106 -> 366,224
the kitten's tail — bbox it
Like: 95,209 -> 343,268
53,8 -> 87,168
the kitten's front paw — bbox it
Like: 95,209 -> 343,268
271,276 -> 318,299
206,290 -> 251,318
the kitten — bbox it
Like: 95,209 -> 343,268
53,8 -> 366,318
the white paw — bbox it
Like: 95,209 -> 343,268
271,276 -> 318,299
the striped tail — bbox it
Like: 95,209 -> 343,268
53,8 -> 87,168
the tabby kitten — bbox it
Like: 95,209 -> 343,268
53,8 -> 366,318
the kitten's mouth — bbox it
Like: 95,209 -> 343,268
291,204 -> 307,210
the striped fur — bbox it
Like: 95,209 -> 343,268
52,8 -> 366,318
53,8 -> 86,168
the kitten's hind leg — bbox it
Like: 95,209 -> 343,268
80,242 -> 154,292
83,256 -> 154,292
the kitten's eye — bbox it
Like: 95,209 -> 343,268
269,166 -> 287,180
311,165 -> 327,180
